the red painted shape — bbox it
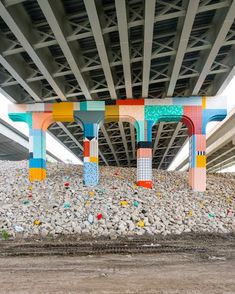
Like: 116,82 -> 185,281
83,141 -> 90,157
182,106 -> 202,136
117,99 -> 144,105
97,213 -> 103,220
136,181 -> 153,189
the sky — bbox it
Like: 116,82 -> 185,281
168,74 -> 235,172
0,94 -> 82,164
0,75 -> 235,171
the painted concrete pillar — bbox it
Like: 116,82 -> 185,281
83,123 -> 99,186
181,105 -> 206,192
136,121 -> 153,189
74,101 -> 105,186
188,134 -> 206,192
29,127 -> 46,181
9,110 -> 54,181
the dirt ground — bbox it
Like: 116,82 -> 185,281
0,234 -> 234,294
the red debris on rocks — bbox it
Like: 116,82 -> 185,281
97,213 -> 103,220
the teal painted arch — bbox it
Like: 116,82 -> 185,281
8,112 -> 32,128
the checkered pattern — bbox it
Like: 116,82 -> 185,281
137,158 -> 152,181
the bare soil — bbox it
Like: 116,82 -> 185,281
0,234 -> 234,294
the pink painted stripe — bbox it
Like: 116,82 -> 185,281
137,148 -> 152,158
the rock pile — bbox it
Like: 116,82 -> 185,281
0,160 -> 234,239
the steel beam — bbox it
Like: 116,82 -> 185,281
37,0 -> 92,100
192,0 -> 235,95
213,45 -> 235,95
0,1 -> 67,100
153,122 -> 164,155
115,0 -> 132,98
118,121 -> 130,166
158,122 -> 183,169
100,124 -> 120,166
130,124 -> 136,159
0,54 -> 42,102
84,0 -> 117,98
208,153 -> 235,172
142,0 -> 156,97
207,145 -> 235,168
167,0 -> 200,96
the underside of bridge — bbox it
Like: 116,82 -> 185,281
0,0 -> 234,169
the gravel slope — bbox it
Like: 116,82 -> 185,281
0,160 -> 234,239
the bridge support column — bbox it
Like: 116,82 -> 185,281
136,120 -> 153,189
189,134 -> 206,192
136,141 -> 152,188
83,123 -> 99,186
9,110 -> 54,182
29,128 -> 47,181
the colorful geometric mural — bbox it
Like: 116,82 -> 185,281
9,96 -> 227,192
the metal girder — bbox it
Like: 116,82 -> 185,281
208,152 -> 235,172
100,124 -> 120,166
84,0 -> 117,99
142,0 -> 156,97
130,124 -> 136,159
167,0 -> 200,96
0,0 -> 228,57
158,122 -> 183,169
210,158 -> 235,172
0,1 -> 67,100
3,0 -> 26,7
192,0 -> 235,95
0,50 -> 42,102
214,45 -> 235,95
207,146 -> 235,168
37,0 -> 92,100
115,0 -> 132,98
153,122 -> 164,155
118,121 -> 130,166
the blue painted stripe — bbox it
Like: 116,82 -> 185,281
190,135 -> 196,168
29,158 -> 46,169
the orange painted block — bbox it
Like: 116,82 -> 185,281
105,105 -> 119,122
137,148 -> 152,158
32,113 -> 54,130
90,157 -> 98,163
53,102 -> 74,122
136,180 -> 153,189
29,168 -> 46,181
196,155 -> 206,167
117,99 -> 144,105
84,141 -> 90,157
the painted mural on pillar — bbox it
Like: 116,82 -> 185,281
9,96 -> 227,192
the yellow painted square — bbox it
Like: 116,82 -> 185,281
196,155 -> 206,168
90,157 -> 98,164
53,102 -> 74,122
105,106 -> 119,122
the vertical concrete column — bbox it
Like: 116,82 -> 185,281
136,121 -> 153,189
9,110 -> 54,181
83,123 -> 99,186
29,127 -> 46,181
30,113 -> 54,181
189,134 -> 206,192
